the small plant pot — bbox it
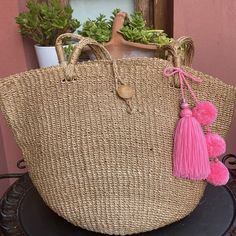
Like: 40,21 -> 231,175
35,40 -> 94,67
34,45 -> 59,68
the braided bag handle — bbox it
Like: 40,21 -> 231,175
69,37 -> 111,64
55,33 -> 111,66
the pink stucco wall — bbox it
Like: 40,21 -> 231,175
174,0 -> 236,155
0,0 -> 38,196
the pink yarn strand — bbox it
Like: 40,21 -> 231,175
181,76 -> 199,103
163,67 -> 201,103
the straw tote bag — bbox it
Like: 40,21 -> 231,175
0,33 -> 235,235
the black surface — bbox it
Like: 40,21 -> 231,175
18,182 -> 235,236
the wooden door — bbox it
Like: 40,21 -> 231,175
135,0 -> 173,36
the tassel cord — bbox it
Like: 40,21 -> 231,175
163,67 -> 201,103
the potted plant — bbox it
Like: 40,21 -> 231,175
79,9 -> 171,59
79,9 -> 194,66
16,0 -> 80,68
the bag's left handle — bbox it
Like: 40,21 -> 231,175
69,37 -> 112,64
55,33 -> 85,66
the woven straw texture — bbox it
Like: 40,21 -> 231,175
0,35 -> 235,235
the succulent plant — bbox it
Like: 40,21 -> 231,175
16,0 -> 80,46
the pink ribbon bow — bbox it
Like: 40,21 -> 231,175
163,67 -> 202,102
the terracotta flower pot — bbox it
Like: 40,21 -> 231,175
104,12 -> 158,59
83,11 -> 194,66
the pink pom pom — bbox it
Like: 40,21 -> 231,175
192,101 -> 217,126
207,159 -> 229,186
206,132 -> 226,157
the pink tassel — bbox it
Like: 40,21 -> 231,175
173,102 -> 210,180
207,159 -> 229,186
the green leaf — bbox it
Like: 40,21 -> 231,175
15,0 -> 80,46
78,8 -> 171,46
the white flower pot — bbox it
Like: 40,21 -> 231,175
34,45 -> 59,68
